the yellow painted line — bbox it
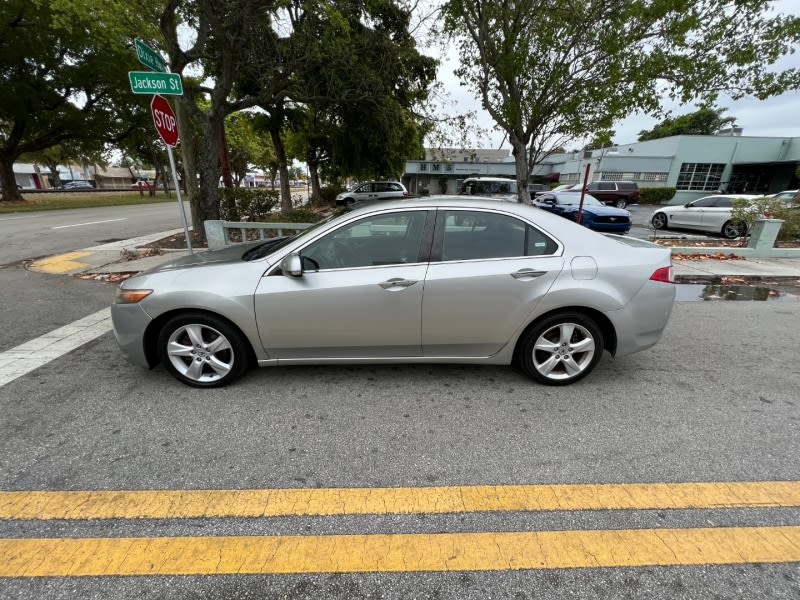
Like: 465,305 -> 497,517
28,251 -> 92,273
1,481 -> 799,521
1,526 -> 799,576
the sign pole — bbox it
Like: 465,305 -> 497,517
167,145 -> 192,255
132,40 -> 192,254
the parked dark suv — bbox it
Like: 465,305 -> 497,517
571,181 -> 639,208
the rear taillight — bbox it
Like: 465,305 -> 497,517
650,266 -> 674,283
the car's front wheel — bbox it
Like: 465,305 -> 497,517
722,220 -> 746,239
651,212 -> 668,230
614,198 -> 627,209
157,313 -> 249,387
517,312 -> 604,385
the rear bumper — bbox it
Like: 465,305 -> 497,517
608,280 -> 675,357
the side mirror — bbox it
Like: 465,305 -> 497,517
280,252 -> 303,277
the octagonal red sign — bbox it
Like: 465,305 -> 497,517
150,95 -> 179,147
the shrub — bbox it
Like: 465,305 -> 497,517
219,188 -> 279,221
730,196 -> 800,243
318,186 -> 345,206
638,187 -> 676,204
264,208 -> 325,223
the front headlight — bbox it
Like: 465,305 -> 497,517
114,288 -> 153,304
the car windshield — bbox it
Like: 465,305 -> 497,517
553,193 -> 603,206
242,209 -> 346,261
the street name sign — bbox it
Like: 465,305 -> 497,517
134,39 -> 166,72
129,71 -> 183,96
150,95 -> 179,147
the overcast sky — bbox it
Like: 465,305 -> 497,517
430,0 -> 800,149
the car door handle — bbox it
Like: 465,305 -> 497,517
379,278 -> 417,289
510,269 -> 547,280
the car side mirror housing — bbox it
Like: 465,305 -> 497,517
280,253 -> 303,277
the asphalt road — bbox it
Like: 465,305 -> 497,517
0,203 -> 798,598
0,201 -> 191,266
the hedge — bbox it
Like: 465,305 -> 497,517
638,187 -> 676,204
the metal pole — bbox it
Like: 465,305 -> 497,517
576,163 -> 591,225
167,145 -> 193,255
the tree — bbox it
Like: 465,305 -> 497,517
0,0 -> 161,201
160,0 -> 285,232
441,0 -> 800,203
638,106 -> 737,141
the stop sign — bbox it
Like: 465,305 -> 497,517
150,95 -> 179,147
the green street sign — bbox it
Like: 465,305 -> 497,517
135,39 -> 166,72
128,71 -> 183,96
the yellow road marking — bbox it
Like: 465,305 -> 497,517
1,481 -> 799,520
1,526 -> 799,576
28,251 -> 92,273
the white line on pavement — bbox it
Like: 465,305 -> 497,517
0,308 -> 112,388
52,218 -> 127,229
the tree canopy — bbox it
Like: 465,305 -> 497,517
637,107 -> 738,141
441,0 -> 800,203
0,0 -> 161,201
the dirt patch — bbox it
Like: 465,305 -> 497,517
142,231 -> 208,249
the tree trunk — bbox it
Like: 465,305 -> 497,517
174,101 -> 201,235
0,153 -> 22,202
509,133 -> 531,204
270,126 -> 292,212
309,161 -> 322,205
195,115 -> 224,229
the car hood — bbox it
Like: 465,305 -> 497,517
580,205 -> 630,217
142,241 -> 265,274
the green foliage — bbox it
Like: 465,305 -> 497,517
318,186 -> 346,206
440,0 -> 800,202
219,188 -> 280,222
638,188 -> 677,204
731,196 -> 800,242
264,209 -> 325,224
0,0 -> 162,200
638,107 -> 737,141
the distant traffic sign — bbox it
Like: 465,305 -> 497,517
129,71 -> 183,96
150,95 -> 179,147
134,39 -> 166,72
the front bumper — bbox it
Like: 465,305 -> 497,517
111,303 -> 154,369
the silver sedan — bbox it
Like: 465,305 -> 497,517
112,197 -> 676,387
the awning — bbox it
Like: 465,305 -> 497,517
543,172 -> 560,180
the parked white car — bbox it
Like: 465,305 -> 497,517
335,181 -> 408,206
650,194 -> 763,239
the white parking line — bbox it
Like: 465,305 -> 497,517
52,218 -> 127,229
0,308 -> 112,387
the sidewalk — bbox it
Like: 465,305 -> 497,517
27,228 -> 800,283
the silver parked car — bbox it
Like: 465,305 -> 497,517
650,194 -> 763,239
112,197 -> 675,387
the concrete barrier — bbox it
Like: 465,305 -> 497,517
204,220 -> 312,250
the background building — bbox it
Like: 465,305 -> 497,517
404,133 -> 800,204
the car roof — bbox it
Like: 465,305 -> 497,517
699,194 -> 763,199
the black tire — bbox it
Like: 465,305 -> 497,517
651,212 -> 668,230
614,198 -> 627,209
517,312 -> 604,386
157,312 -> 249,388
722,220 -> 745,239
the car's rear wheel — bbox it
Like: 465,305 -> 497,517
651,212 -> 668,230
722,220 -> 745,239
614,198 -> 627,209
157,313 -> 249,387
517,312 -> 604,386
